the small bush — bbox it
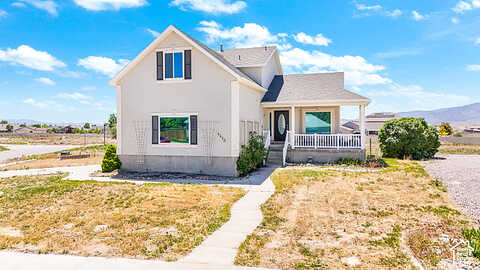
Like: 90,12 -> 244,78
453,132 -> 463,137
462,227 -> 480,259
378,117 -> 440,160
237,133 -> 268,177
101,144 -> 121,172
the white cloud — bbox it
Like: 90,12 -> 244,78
73,0 -> 147,11
356,4 -> 382,11
467,64 -> 480,71
0,45 -> 66,71
78,56 -> 129,77
20,0 -> 58,16
452,0 -> 472,13
170,0 -> 246,14
280,48 -> 391,86
412,10 -> 426,21
197,21 -> 281,48
0,10 -> 8,17
386,9 -> 402,18
146,28 -> 160,37
475,38 -> 480,45
36,77 -> 56,86
11,2 -> 27,8
293,32 -> 331,47
23,98 -> 49,108
55,92 -> 91,100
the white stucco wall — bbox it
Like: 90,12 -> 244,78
261,52 -> 281,88
118,32 -> 238,157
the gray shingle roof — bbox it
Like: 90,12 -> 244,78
262,73 -> 370,103
174,27 -> 260,86
217,46 -> 276,66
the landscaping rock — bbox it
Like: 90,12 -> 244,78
93,225 -> 109,232
341,256 -> 361,267
150,226 -> 179,237
64,223 -> 74,229
0,227 -> 23,238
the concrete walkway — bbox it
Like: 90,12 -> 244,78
0,164 -> 277,269
0,144 -> 80,163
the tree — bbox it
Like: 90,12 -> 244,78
20,123 -> 26,127
32,124 -> 41,128
6,124 -> 13,133
83,123 -> 91,129
0,120 -> 7,124
438,122 -> 454,136
108,113 -> 117,139
94,127 -> 100,134
378,117 -> 440,160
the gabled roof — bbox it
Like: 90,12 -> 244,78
109,25 -> 265,92
261,73 -> 371,105
217,46 -> 276,67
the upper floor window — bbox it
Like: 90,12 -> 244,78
157,49 -> 192,81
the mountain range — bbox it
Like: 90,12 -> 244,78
399,102 -> 480,126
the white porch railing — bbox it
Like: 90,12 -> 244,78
291,133 -> 362,149
282,133 -> 363,167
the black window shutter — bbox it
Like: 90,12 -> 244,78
152,116 -> 159,144
190,115 -> 197,145
156,52 -> 163,80
184,50 -> 192,80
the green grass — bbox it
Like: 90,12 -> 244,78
0,145 -> 8,152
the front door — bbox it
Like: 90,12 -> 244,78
274,110 -> 289,141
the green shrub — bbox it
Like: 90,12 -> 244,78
453,132 -> 463,137
101,144 -> 121,172
378,117 -> 440,160
237,133 -> 268,176
462,227 -> 480,259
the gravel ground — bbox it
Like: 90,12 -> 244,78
422,155 -> 480,221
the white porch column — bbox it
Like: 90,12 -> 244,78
291,105 -> 295,148
359,104 -> 366,150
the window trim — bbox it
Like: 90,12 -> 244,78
151,113 -> 199,147
157,49 -> 186,81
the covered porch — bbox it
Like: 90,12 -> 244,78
262,101 -> 368,165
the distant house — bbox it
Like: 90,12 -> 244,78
464,125 -> 480,133
343,112 -> 399,135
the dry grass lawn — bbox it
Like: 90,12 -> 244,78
0,174 -> 245,260
1,145 -> 105,170
0,135 -> 116,145
235,159 -> 478,269
438,143 -> 480,155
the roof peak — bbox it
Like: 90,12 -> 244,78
217,45 -> 277,52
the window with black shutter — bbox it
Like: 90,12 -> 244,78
152,116 -> 159,144
190,115 -> 197,145
156,52 -> 163,80
184,50 -> 192,80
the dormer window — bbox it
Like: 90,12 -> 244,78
156,49 -> 192,81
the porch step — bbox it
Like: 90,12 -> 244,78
268,144 -> 284,152
267,145 -> 284,166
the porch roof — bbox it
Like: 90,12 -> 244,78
261,73 -> 371,106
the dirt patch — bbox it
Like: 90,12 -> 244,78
0,134 -> 116,145
235,160 -> 479,269
0,174 -> 245,260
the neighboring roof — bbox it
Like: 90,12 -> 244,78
110,25 -> 265,92
262,73 -> 370,104
217,46 -> 276,67
367,112 -> 397,119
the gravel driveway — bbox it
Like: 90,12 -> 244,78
422,155 -> 480,221
0,144 -> 79,163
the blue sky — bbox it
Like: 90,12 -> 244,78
0,0 -> 479,123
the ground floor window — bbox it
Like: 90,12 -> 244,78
305,112 -> 331,134
159,117 -> 189,143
